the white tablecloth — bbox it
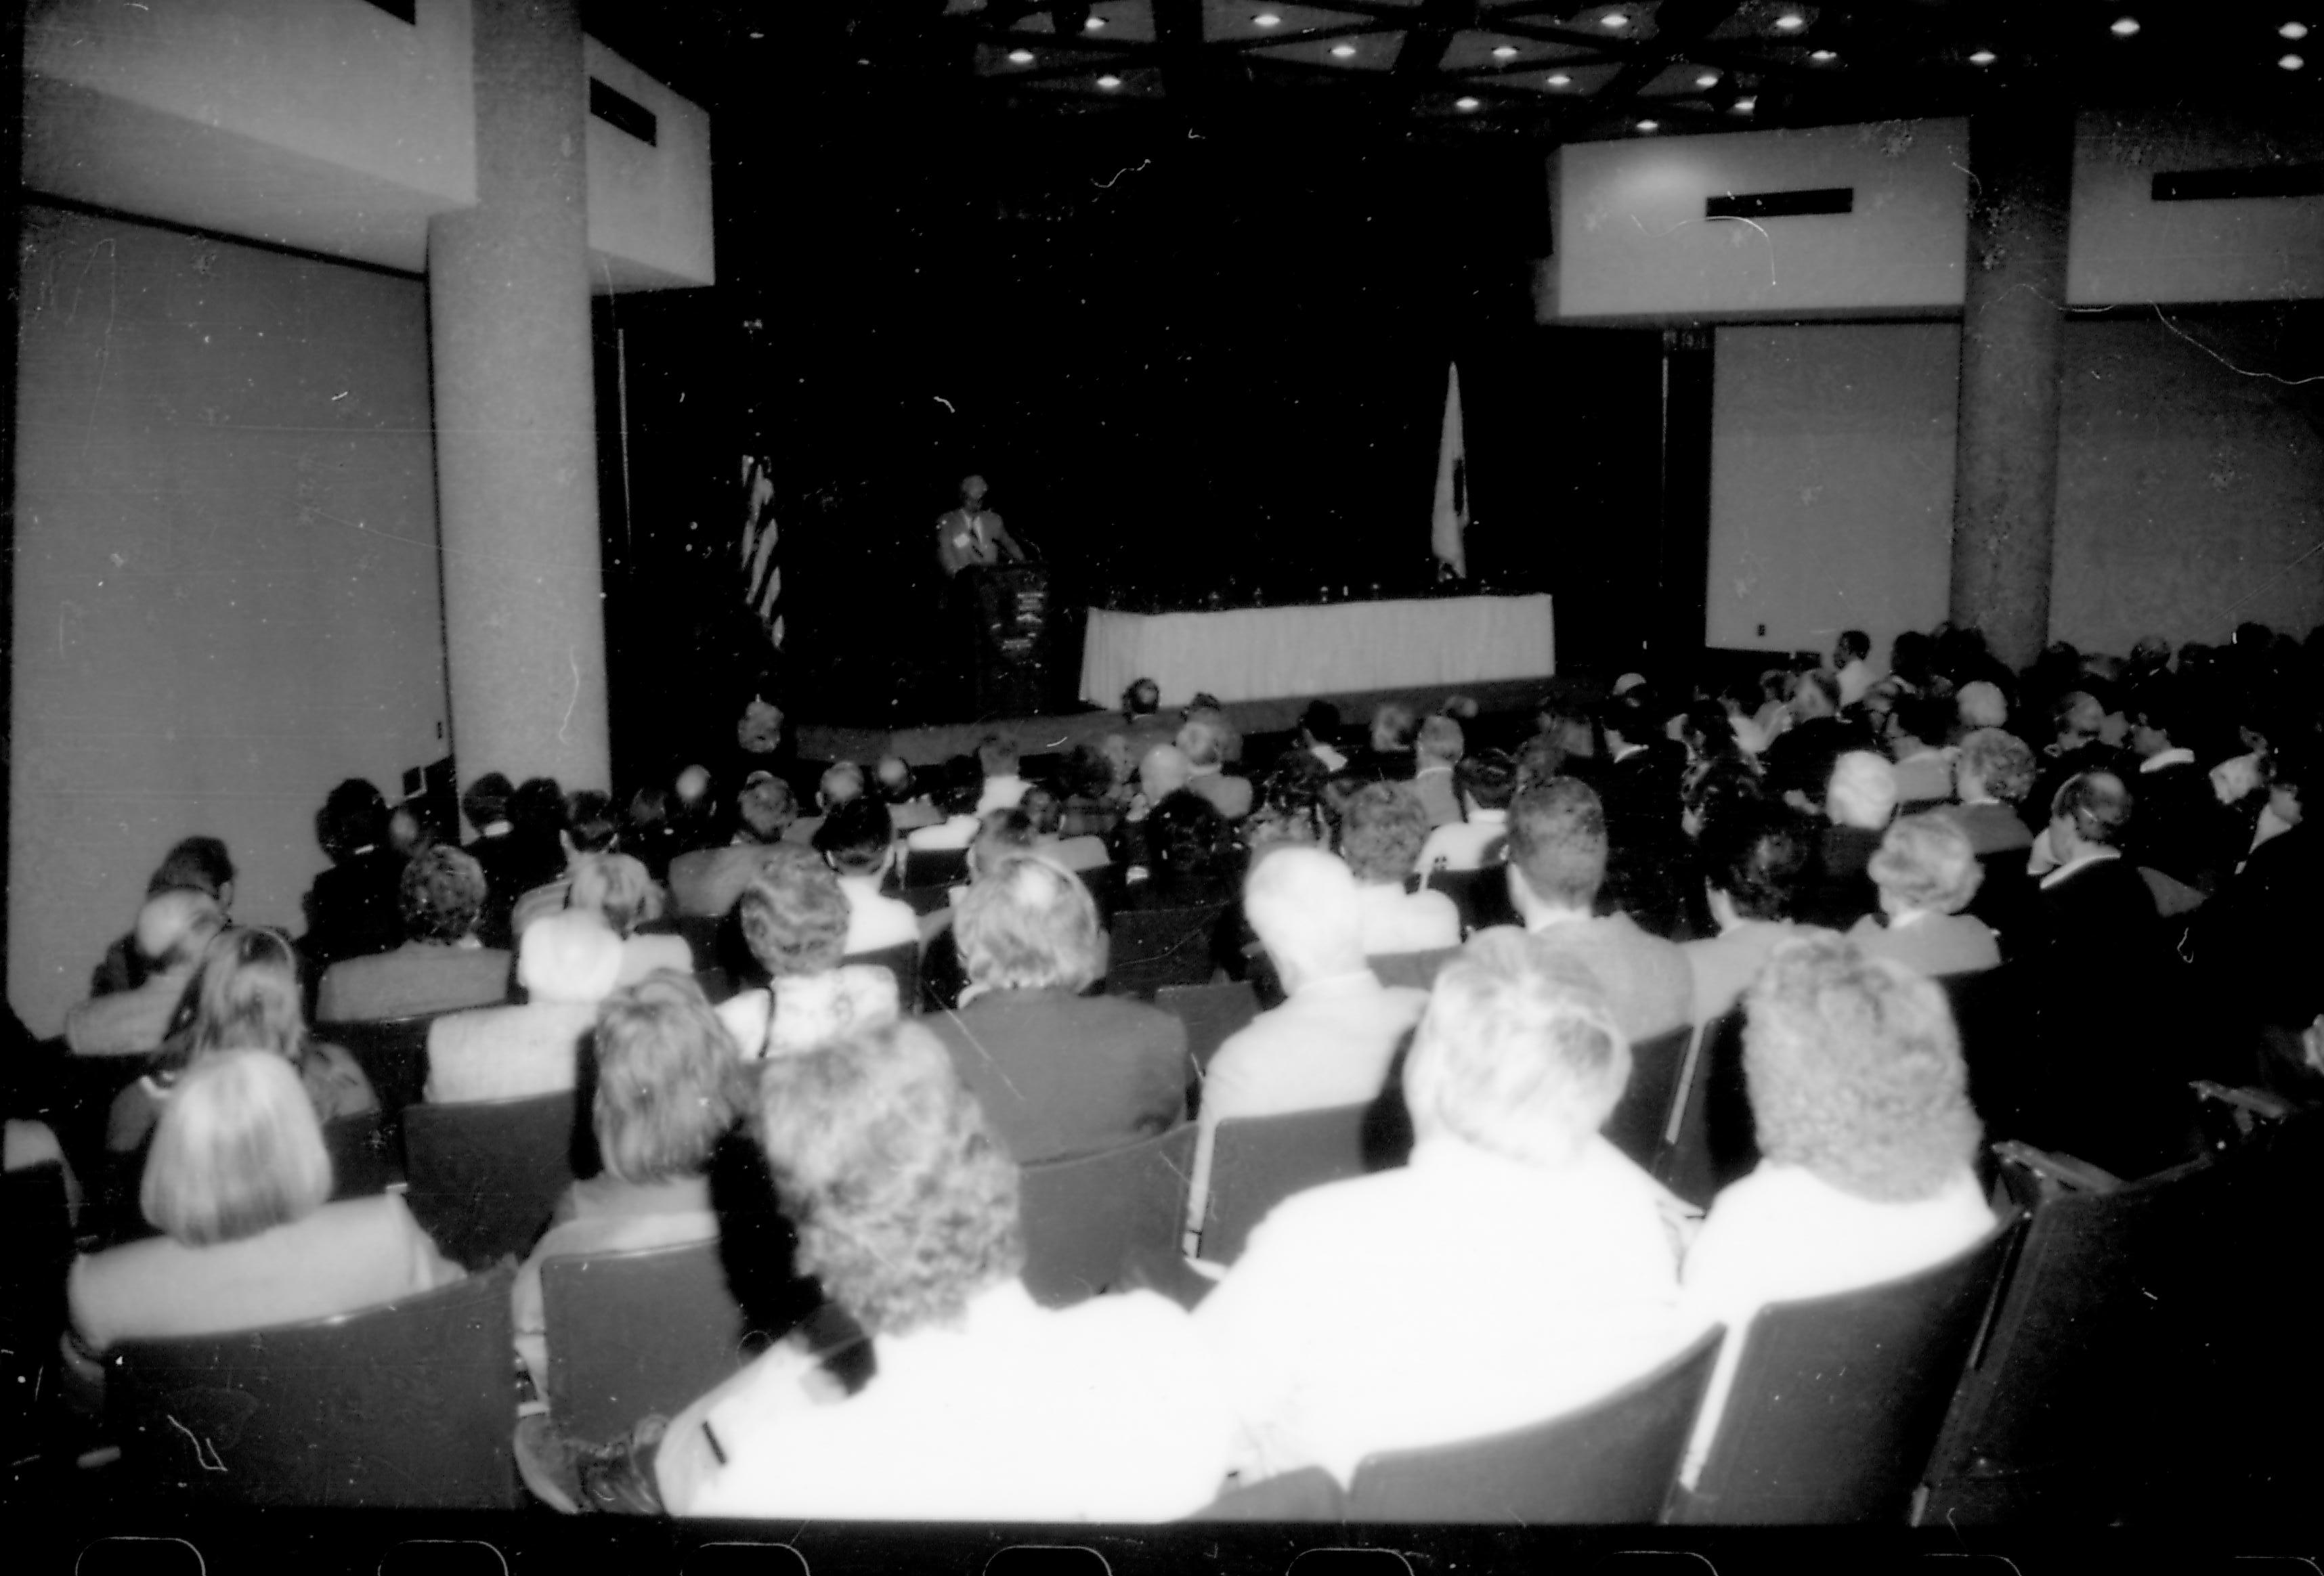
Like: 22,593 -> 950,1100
1079,595 -> 1555,707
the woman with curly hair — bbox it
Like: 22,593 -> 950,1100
714,847 -> 899,1060
314,844 -> 514,1022
1339,782 -> 1459,955
1675,932 -> 1996,1485
1942,727 -> 2039,856
527,1019 -> 1235,1520
1846,815 -> 2000,980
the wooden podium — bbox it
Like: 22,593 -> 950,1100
967,563 -> 1050,718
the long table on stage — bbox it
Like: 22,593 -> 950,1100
1078,593 -> 1555,707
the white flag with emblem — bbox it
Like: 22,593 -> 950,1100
1431,361 -> 1468,580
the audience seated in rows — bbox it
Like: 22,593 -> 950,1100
91,836 -> 239,1002
511,790 -> 622,940
425,913 -> 623,1104
1020,785 -> 1112,873
811,798 -> 920,955
926,854 -> 1188,1165
569,854 -> 695,987
1340,783 -> 1461,957
1505,779 -> 1694,1044
1882,694 -> 1958,807
1760,670 -> 1871,813
303,785 -> 404,973
1796,750 -> 1897,929
1681,804 -> 1815,1026
1845,816 -> 2000,980
716,848 -> 900,1061
1177,714 -> 1253,823
1193,928 -> 1706,1487
1415,748 -> 1517,874
669,772 -> 800,919
513,973 -> 738,1403
783,760 -> 867,849
1939,728 -> 2038,857
68,890 -> 225,1057
315,846 -> 513,1024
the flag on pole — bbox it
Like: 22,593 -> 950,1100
740,454 -> 783,649
1431,361 -> 1469,580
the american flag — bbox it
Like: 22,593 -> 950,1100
741,454 -> 783,649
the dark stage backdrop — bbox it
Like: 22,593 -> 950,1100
594,93 -> 1683,783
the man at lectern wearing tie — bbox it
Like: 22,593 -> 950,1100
936,474 -> 1025,578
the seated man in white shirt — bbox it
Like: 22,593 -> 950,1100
424,911 -> 624,1103
1194,928 -> 1708,1488
972,735 -> 1029,815
1678,933 -> 1996,1488
811,797 -> 919,955
1415,748 -> 1518,875
1190,848 -> 1430,1246
1340,783 -> 1461,957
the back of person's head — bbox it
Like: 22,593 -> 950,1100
813,796 -> 895,876
567,852 -> 661,936
1298,700 -> 1341,743
976,734 -> 1020,778
1020,785 -> 1064,835
673,764 -> 713,811
1890,629 -> 1934,682
1794,670 -> 1842,719
1371,702 -> 1418,752
462,772 -> 515,833
739,846 -> 849,979
1511,735 -> 1567,797
150,835 -> 236,902
1869,814 -> 1983,917
142,1049 -> 332,1247
970,807 -> 1040,881
1505,779 -> 1609,911
1340,781 -> 1431,885
1142,789 -> 1225,881
136,889 -> 227,970
317,781 -> 389,865
1176,714 -> 1226,770
1439,693 -> 1481,722
186,925 -> 305,1060
1826,751 -> 1899,831
2128,682 -> 2189,749
592,972 -> 741,1186
1836,630 -> 1872,663
1417,714 -> 1465,766
1956,680 -> 2009,730
2051,771 -> 2133,848
1138,744 -> 1192,801
1890,694 -> 1955,753
1455,748 -> 1520,813
1243,846 -> 1364,988
818,760 -> 866,810
1062,743 -> 1119,802
754,1020 -> 1023,1337
737,772 -> 798,844
1744,934 -> 1981,1202
1699,801 -> 1813,921
957,852 -> 1102,993
626,785 -> 670,836
561,789 -> 619,856
511,776 -> 565,837
874,755 -> 916,803
401,845 -> 487,944
1956,728 -> 2035,804
517,910 -> 625,1004
1406,929 -> 1629,1168
1681,756 -> 1765,839
1123,677 -> 1161,718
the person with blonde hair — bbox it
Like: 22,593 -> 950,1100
68,1050 -> 461,1360
1942,728 -> 2038,857
1176,712 -> 1253,823
567,852 -> 693,986
1340,782 -> 1461,955
425,911 -> 626,1103
1408,715 -> 1466,829
1847,815 -> 2000,979
715,847 -> 900,1060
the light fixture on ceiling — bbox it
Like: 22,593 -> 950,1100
1636,118 -> 1660,131
1809,49 -> 1836,62
1455,95 -> 1482,110
1492,44 -> 1520,60
2282,51 -> 2308,66
2282,21 -> 2310,39
1968,48 -> 1997,65
1331,43 -> 1357,57
1731,95 -> 1757,112
1007,48 -> 1035,64
2110,16 -> 2140,36
1601,8 -> 1632,29
1695,70 -> 1719,86
1096,72 -> 1123,87
1546,71 -> 1572,86
1254,11 -> 1282,26
1773,12 -> 1806,32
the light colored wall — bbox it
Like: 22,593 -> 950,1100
9,207 -> 449,1035
583,36 -> 716,291
1706,324 -> 1959,655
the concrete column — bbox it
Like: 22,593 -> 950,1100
427,0 -> 608,799
1947,93 -> 2075,674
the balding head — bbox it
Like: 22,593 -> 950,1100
1243,847 -> 1365,992
137,890 -> 225,972
517,912 -> 626,1006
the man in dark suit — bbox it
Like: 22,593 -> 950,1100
1595,693 -> 1690,937
1759,670 -> 1874,813
2123,684 -> 2226,896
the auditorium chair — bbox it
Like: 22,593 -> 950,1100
1199,1100 -> 1404,1265
542,1238 -> 752,1446
1423,866 -> 1521,937
1666,1216 -> 2021,1524
313,1014 -> 439,1119
1151,980 -> 1262,1074
1104,902 -> 1229,997
1601,1022 -> 1696,1172
2,1162 -> 72,1459
1018,1124 -> 1199,1308
1348,1326 -> 1725,1523
1914,1141 -> 2235,1527
902,846 -> 970,893
401,1091 -> 583,1269
1652,1006 -> 1755,1209
1365,946 -> 1461,992
843,941 -> 920,1015
320,1108 -> 403,1200
105,1265 -> 521,1508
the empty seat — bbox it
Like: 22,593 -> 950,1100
1151,980 -> 1262,1074
105,1265 -> 521,1508
1602,1022 -> 1696,1172
1019,1124 -> 1199,1308
401,1091 -> 582,1269
1200,1101 -> 1400,1266
1668,1218 -> 2021,1524
1349,1326 -> 1725,1523
541,1238 -> 750,1445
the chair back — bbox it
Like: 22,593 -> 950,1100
105,1266 -> 520,1508
1201,1101 -> 1390,1265
401,1091 -> 582,1268
1652,1007 -> 1755,1209
1104,902 -> 1226,996
320,1108 -> 403,1200
844,941 -> 921,1015
902,846 -> 970,892
311,1015 -> 437,1118
542,1238 -> 749,1445
1670,1217 -> 2021,1525
1019,1125 -> 1199,1308
1152,980 -> 1262,1074
1349,1326 -> 1725,1523
1603,1022 -> 1696,1171
1937,966 -> 2031,1139
1916,1145 -> 2229,1526
1424,865 -> 1520,937
1367,946 -> 1461,992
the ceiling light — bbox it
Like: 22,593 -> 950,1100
1455,95 -> 1482,110
2282,51 -> 2308,66
1968,48 -> 1996,65
1492,45 -> 1520,60
1773,12 -> 1806,32
2283,22 -> 2311,40
1695,70 -> 1719,86
1096,73 -> 1122,87
2110,16 -> 2140,35
1731,95 -> 1756,112
1085,14 -> 1106,29
1331,43 -> 1357,58
1254,11 -> 1281,26
1546,72 -> 1572,86
1809,49 -> 1836,62
1636,118 -> 1660,132
1601,9 -> 1631,29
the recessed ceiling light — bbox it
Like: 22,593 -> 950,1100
1968,48 -> 1997,65
1492,45 -> 1520,60
1636,118 -> 1660,132
1096,73 -> 1123,88
1546,72 -> 1572,86
2110,16 -> 2140,36
1331,43 -> 1357,58
1732,95 -> 1757,112
1455,95 -> 1482,110
1254,11 -> 1281,26
1809,49 -> 1836,62
2283,22 -> 2311,40
1773,12 -> 1806,32
2282,51 -> 2308,66
1695,70 -> 1719,87
1085,14 -> 1106,29
1601,9 -> 1631,29
1006,48 -> 1035,64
